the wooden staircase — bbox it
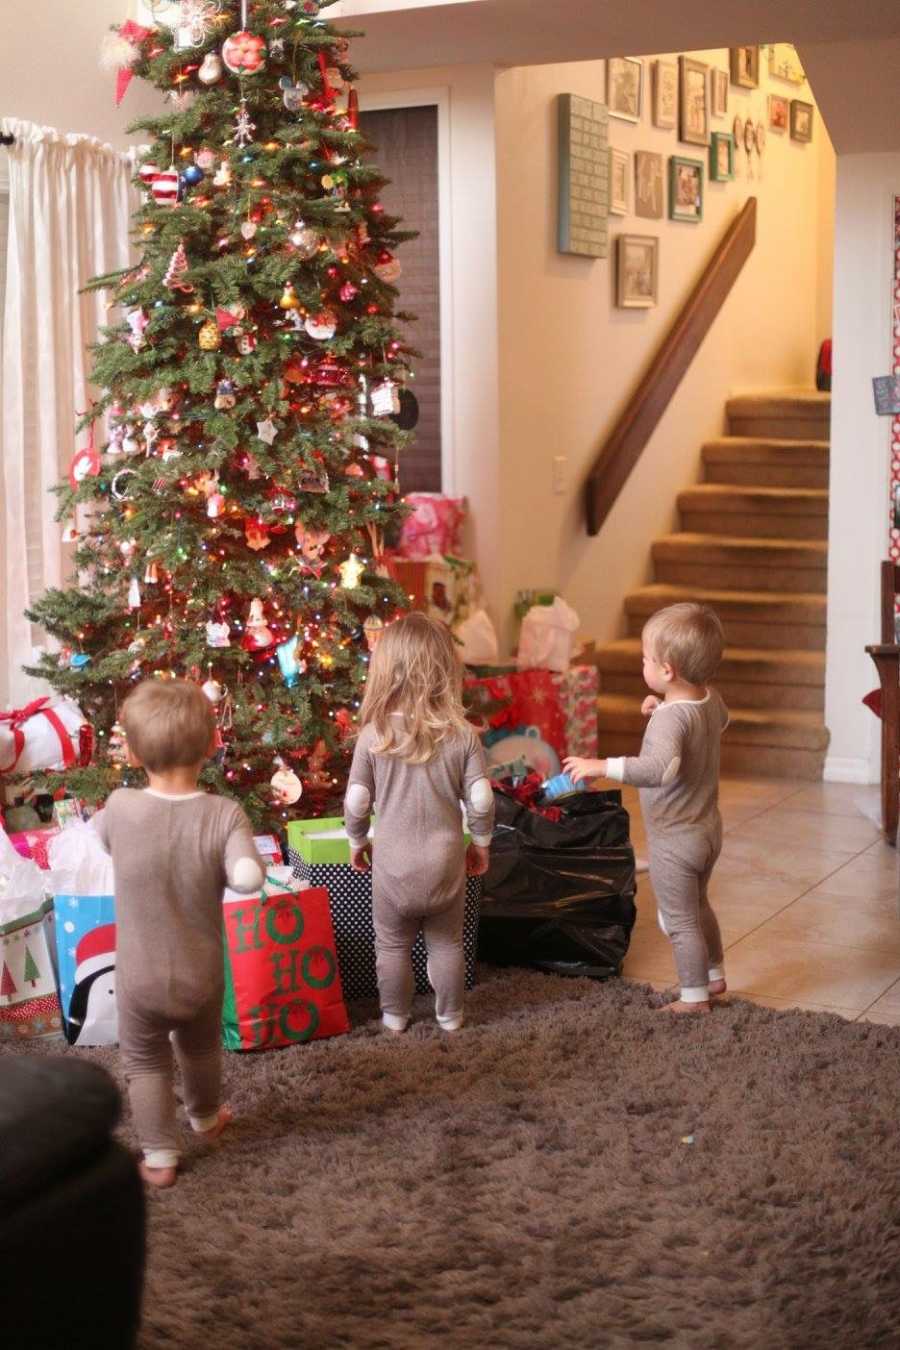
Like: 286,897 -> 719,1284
593,391 -> 832,779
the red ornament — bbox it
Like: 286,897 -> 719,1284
69,442 -> 101,490
151,170 -> 181,208
222,31 -> 266,75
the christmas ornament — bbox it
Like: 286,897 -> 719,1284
245,520 -> 271,551
297,466 -> 330,494
216,305 -> 244,332
391,387 -> 420,431
243,598 -> 275,650
222,31 -> 266,75
144,562 -> 160,584
127,578 -> 142,611
199,319 -> 221,350
213,161 -> 232,188
294,522 -> 330,566
305,310 -> 338,340
69,441 -> 101,490
61,522 -> 79,544
279,76 -> 307,111
176,0 -> 223,46
256,418 -> 278,445
370,379 -> 401,417
278,282 -> 300,310
374,252 -> 402,284
111,468 -> 138,500
206,619 -> 231,647
339,281 -> 358,302
151,169 -> 181,208
182,164 -> 204,187
196,148 -> 216,170
100,20 -> 151,106
289,221 -> 319,257
138,162 -> 160,194
69,653 -> 92,671
164,241 -> 194,293
277,635 -> 306,689
107,425 -> 125,456
119,538 -> 137,562
202,678 -> 224,705
108,722 -> 128,764
339,554 -> 365,589
305,738 -> 331,790
240,220 -> 257,240
232,100 -> 257,146
198,51 -> 224,84
270,761 -> 303,805
236,330 -> 257,355
161,441 -> 182,462
125,308 -> 149,352
214,379 -> 236,410
122,427 -> 141,456
364,615 -> 385,651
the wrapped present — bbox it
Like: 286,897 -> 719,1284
510,669 -> 568,756
387,553 -> 480,628
398,493 -> 466,559
254,834 -> 284,868
554,664 -> 599,759
49,823 -> 118,1047
286,818 -> 483,1001
0,696 -> 91,776
465,666 -> 597,760
222,868 -> 350,1051
0,830 -> 63,1041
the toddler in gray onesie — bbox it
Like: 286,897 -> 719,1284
566,602 -> 728,1015
344,613 -> 494,1033
95,680 -> 263,1187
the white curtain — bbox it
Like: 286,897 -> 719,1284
0,118 -> 137,706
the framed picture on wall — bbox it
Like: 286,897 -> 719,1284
634,151 -> 664,219
607,57 -> 643,123
616,234 -> 659,308
711,69 -> 729,118
679,56 -> 709,146
768,94 -> 790,133
768,43 -> 805,85
669,156 -> 704,222
652,59 -> 678,130
791,100 -> 814,142
709,132 -> 735,182
729,45 -> 760,89
609,148 -> 630,215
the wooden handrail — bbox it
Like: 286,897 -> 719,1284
586,196 -> 757,536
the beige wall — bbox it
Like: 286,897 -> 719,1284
495,52 -> 835,652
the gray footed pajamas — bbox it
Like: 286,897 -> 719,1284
343,722 -> 494,1028
95,789 -> 262,1167
607,691 -> 729,1003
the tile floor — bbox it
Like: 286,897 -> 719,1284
620,777 -> 900,1023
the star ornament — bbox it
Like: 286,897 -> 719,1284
256,418 -> 278,445
338,553 -> 365,589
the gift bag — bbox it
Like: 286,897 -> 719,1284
49,823 -> 118,1047
555,665 -> 600,759
222,868 -> 350,1051
0,695 -> 90,775
0,830 -> 64,1040
398,493 -> 466,559
287,819 -> 483,1001
517,596 -> 580,673
54,895 -> 117,1047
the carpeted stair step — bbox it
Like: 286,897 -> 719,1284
624,583 -> 826,650
591,638 -> 825,711
726,389 -> 831,441
652,533 -> 827,593
678,484 -> 829,540
596,694 -> 829,780
702,437 -> 830,489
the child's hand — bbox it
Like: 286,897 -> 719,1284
466,843 -> 490,877
563,756 -> 607,784
350,843 -> 372,873
641,695 -> 661,717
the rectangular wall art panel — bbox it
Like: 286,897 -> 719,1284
558,94 -> 610,258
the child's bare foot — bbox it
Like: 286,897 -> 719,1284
708,979 -> 728,999
193,1104 -> 233,1143
139,1161 -> 177,1188
656,999 -> 711,1015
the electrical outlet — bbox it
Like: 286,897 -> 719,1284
552,456 -> 568,495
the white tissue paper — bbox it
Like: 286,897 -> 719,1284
516,596 -> 580,673
48,820 -> 115,897
0,828 -> 49,927
455,608 -> 499,666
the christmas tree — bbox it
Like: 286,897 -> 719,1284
25,0 -> 413,830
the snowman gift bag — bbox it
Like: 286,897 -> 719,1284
49,824 -> 118,1047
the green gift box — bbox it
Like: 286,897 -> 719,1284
286,817 -> 483,1002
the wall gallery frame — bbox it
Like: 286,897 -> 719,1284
709,132 -> 735,182
652,59 -> 678,130
711,69 -> 728,118
557,94 -> 610,258
729,45 -> 760,89
669,156 -> 704,222
609,148 -> 630,215
768,94 -> 790,133
634,151 -> 664,219
616,234 -> 659,308
768,43 -> 805,85
790,100 -> 814,143
607,57 -> 643,124
679,56 -> 709,147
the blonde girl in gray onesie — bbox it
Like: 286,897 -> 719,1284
95,680 -> 264,1188
565,603 -> 728,1016
344,613 -> 495,1034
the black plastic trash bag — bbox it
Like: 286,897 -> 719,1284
479,789 -> 637,981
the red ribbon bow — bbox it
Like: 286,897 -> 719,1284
0,698 -> 76,774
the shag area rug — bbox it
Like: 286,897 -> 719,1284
6,969 -> 900,1350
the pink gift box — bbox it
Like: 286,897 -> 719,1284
398,494 -> 466,560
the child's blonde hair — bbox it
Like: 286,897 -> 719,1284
643,602 -> 724,685
120,679 -> 216,773
359,612 -> 470,764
